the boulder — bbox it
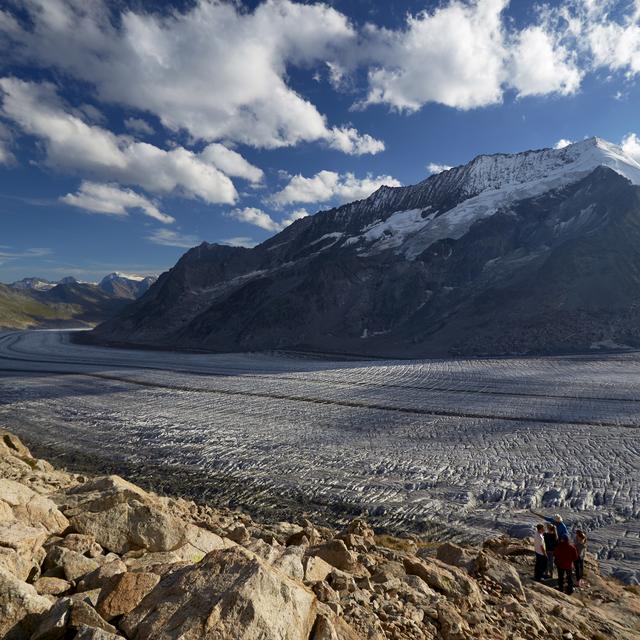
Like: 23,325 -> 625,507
474,551 -> 526,601
121,546 -> 317,640
309,540 -> 358,573
78,559 -> 127,592
436,542 -> 476,570
69,500 -> 186,555
0,521 -> 47,580
70,600 -> 118,634
96,572 -> 160,620
403,557 -> 483,608
0,567 -> 52,640
45,546 -> 100,582
34,577 -> 72,596
0,478 -> 69,533
60,533 -> 103,558
31,597 -> 71,640
74,625 -> 123,639
304,555 -> 334,584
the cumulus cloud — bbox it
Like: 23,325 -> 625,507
229,207 -> 308,232
554,138 -> 573,149
426,163 -> 452,175
146,229 -> 202,248
0,77 -> 237,205
200,144 -> 264,184
359,0 -> 509,111
621,132 -> 640,163
124,117 -> 154,136
221,237 -> 258,248
272,171 -> 401,206
0,0 -> 382,154
61,181 -> 174,224
509,26 -> 582,97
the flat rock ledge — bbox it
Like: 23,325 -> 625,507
0,428 -> 639,640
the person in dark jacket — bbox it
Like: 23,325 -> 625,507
543,523 -> 557,579
530,509 -> 569,539
574,530 -> 587,586
554,535 -> 579,594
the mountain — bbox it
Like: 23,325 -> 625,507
1,273 -> 156,331
10,277 -> 56,292
98,272 -> 157,300
91,137 -> 640,356
0,283 -> 78,330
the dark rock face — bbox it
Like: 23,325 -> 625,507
92,164 -> 640,357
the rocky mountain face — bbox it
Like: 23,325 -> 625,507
1,273 -> 157,330
92,138 -> 640,356
2,428 -> 639,640
98,273 -> 157,300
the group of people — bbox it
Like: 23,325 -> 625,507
529,509 -> 587,595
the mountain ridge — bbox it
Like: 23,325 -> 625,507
90,138 -> 640,356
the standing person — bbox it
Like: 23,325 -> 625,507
574,530 -> 587,587
533,524 -> 547,582
543,523 -> 557,579
530,509 -> 569,539
554,535 -> 579,594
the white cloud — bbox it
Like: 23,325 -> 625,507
360,0 -> 509,111
124,117 -> 154,136
554,138 -> 573,149
229,207 -> 282,232
272,170 -> 401,206
146,229 -> 202,248
326,126 -> 385,155
0,77 -> 237,205
200,143 -> 264,184
621,132 -> 640,163
426,163 -> 452,175
61,181 -> 174,224
0,0 -> 382,155
510,26 -> 582,97
229,206 -> 309,232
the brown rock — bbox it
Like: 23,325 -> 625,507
0,478 -> 69,533
121,546 -> 317,640
34,577 -> 72,596
77,558 -> 127,592
0,521 -> 47,580
304,555 -> 334,583
309,539 -> 358,572
60,533 -> 103,558
70,600 -> 118,634
0,566 -> 52,640
45,546 -> 100,582
74,625 -> 123,639
436,542 -> 476,570
31,596 -> 71,640
96,571 -> 160,620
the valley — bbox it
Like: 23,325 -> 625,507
1,330 -> 638,584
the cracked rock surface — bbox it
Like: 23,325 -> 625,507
0,329 -> 639,585
0,430 -> 639,640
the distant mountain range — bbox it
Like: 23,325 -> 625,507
88,137 -> 640,355
0,273 -> 157,330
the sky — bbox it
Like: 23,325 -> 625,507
1,0 -> 640,282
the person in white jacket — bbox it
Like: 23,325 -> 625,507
533,523 -> 547,582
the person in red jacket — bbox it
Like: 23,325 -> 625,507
554,535 -> 579,594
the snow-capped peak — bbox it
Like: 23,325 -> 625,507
101,272 -> 148,283
338,137 -> 640,258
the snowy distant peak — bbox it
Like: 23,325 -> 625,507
10,277 -> 55,291
101,272 -> 150,283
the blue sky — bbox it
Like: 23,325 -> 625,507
1,0 -> 640,282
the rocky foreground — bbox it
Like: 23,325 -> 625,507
1,430 -> 639,640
